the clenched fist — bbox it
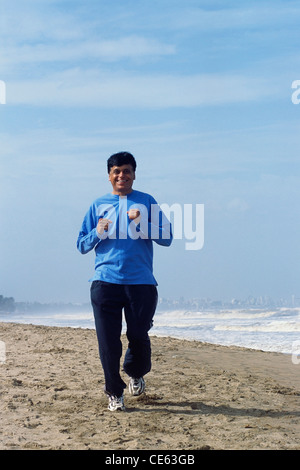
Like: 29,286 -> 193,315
127,209 -> 140,220
97,217 -> 112,235
127,209 -> 141,224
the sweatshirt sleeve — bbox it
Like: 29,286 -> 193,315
149,204 -> 173,246
77,204 -> 101,254
136,197 -> 173,247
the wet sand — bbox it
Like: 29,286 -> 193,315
0,322 -> 299,450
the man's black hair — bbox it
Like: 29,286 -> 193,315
107,152 -> 137,173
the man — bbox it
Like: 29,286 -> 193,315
77,152 -> 173,411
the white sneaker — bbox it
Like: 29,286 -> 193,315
108,394 -> 126,411
128,377 -> 145,396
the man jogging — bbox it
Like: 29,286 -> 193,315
77,152 -> 173,411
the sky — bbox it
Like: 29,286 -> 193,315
0,0 -> 300,304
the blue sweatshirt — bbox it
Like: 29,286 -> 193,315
77,190 -> 173,285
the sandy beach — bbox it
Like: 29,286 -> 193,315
0,321 -> 300,450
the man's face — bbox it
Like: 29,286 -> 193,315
109,164 -> 135,195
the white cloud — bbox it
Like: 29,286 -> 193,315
7,69 -> 278,108
2,36 -> 175,70
1,0 -> 83,42
169,3 -> 300,31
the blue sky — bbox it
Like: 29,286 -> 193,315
1,0 -> 300,304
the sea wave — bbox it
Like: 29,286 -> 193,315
1,307 -> 299,354
214,320 -> 300,333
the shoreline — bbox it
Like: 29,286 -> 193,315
0,316 -> 296,356
1,306 -> 298,355
1,322 -> 300,450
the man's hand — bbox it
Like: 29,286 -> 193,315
127,209 -> 141,224
97,217 -> 112,235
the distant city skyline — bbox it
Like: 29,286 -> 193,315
1,292 -> 298,315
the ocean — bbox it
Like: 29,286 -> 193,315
1,306 -> 300,355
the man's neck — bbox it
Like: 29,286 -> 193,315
111,189 -> 133,197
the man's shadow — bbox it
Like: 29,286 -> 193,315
127,398 -> 300,418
